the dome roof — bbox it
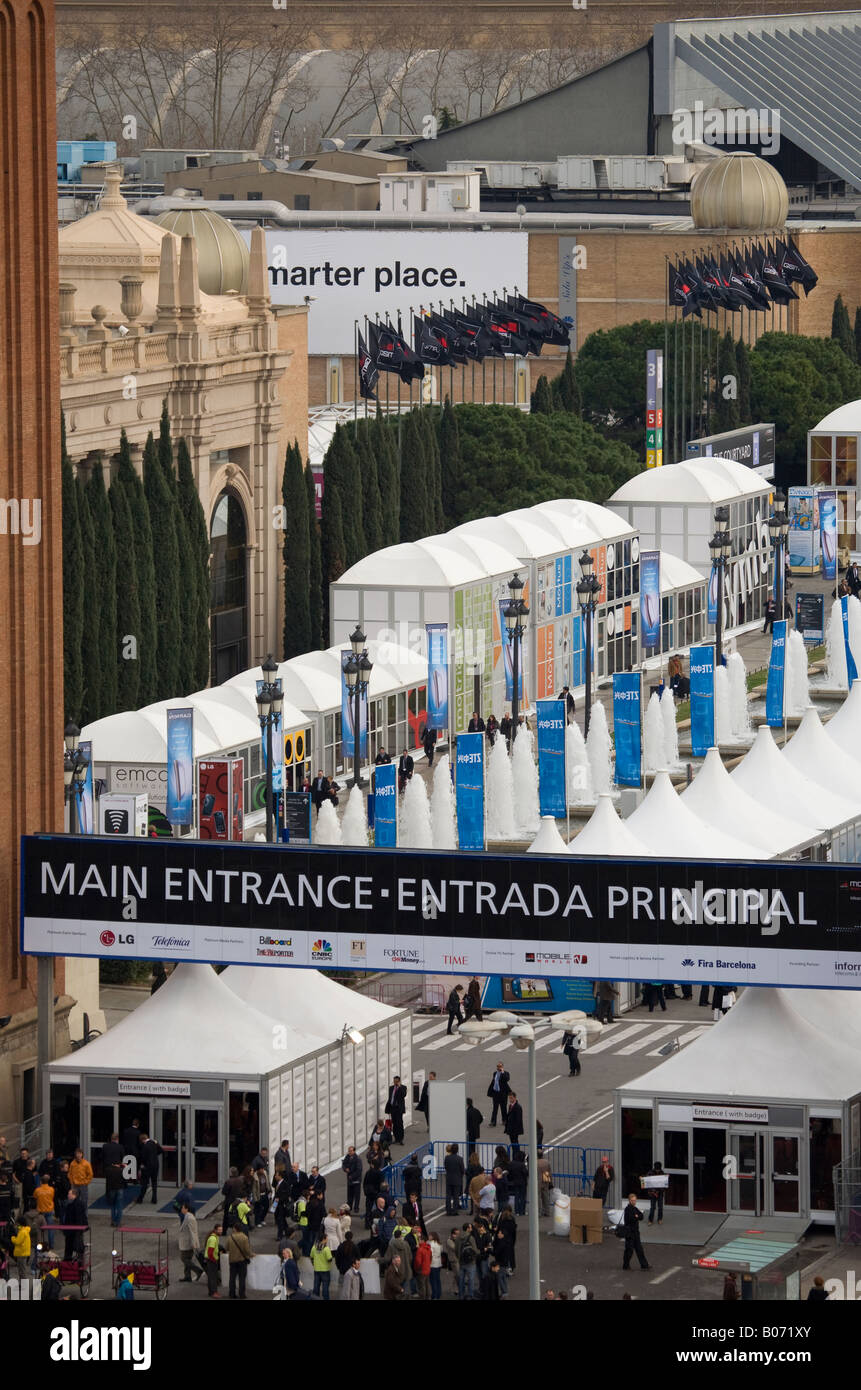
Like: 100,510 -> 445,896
60,167 -> 170,259
690,152 -> 788,231
155,208 -> 249,294
810,400 -> 861,433
610,456 -> 769,505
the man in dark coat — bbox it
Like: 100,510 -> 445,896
504,1093 -> 524,1156
556,686 -> 576,723
444,1143 -> 465,1215
416,1073 -> 435,1130
487,1063 -> 511,1127
402,1153 -> 422,1199
466,1099 -> 484,1160
63,1187 -> 87,1260
136,1134 -> 163,1204
467,711 -> 486,733
385,1076 -> 407,1145
621,1193 -> 650,1270
341,1146 -> 363,1213
121,1119 -> 142,1165
311,771 -> 330,811
397,749 -> 414,793
422,726 -> 437,767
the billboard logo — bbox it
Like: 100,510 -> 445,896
100,930 -> 116,947
312,939 -> 332,960
259,936 -> 292,947
104,809 -> 130,834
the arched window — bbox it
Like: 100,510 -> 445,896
210,490 -> 248,684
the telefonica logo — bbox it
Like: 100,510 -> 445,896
50,1321 -> 151,1371
152,935 -> 190,948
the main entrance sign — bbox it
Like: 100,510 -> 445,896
20,835 -> 861,987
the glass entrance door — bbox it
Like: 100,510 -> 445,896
153,1106 -> 183,1188
770,1135 -> 801,1214
192,1108 -> 220,1184
729,1131 -> 764,1216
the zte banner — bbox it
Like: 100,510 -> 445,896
426,624 -> 449,731
612,674 -> 642,789
455,732 -> 485,852
258,230 -> 528,355
373,762 -> 398,848
166,708 -> 193,825
689,645 -> 715,758
20,835 -> 861,986
639,551 -> 661,653
765,620 -> 787,728
841,595 -> 859,685
536,700 -> 566,818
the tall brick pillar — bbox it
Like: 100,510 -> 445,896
0,0 -> 64,1122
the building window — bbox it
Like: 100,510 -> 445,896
810,435 -> 832,487
218,193 -> 235,201
621,1106 -> 653,1196
809,1118 -> 841,1212
247,191 -> 262,201
210,490 -> 248,685
294,194 -> 311,211
836,436 -> 858,488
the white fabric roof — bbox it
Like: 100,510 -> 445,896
83,690 -> 307,763
448,512 -> 564,563
623,987 -> 861,1101
49,964 -> 329,1076
823,678 -> 861,760
659,550 -> 705,593
338,539 -> 488,587
535,498 -> 636,540
680,747 -> 818,855
527,816 -> 570,855
624,769 -> 765,859
610,456 -> 769,505
810,400 -> 861,433
221,964 -> 401,1033
731,725 -> 858,833
568,793 -> 649,857
422,530 -> 522,577
227,642 -> 427,716
782,707 -> 861,813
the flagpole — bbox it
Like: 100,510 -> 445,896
353,319 -> 358,437
364,315 -> 371,419
673,299 -> 679,465
663,256 -> 669,456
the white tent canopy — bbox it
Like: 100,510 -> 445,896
569,793 -> 649,857
624,987 -> 861,1101
449,512 -> 570,563
822,678 -> 861,762
680,747 -> 819,856
610,455 -> 769,506
221,965 -> 400,1035
810,400 -> 861,433
339,539 -> 489,588
527,816 -> 569,855
782,707 -> 861,813
624,770 -> 764,859
659,551 -> 705,593
731,726 -> 858,834
227,641 -> 427,717
49,964 -> 328,1076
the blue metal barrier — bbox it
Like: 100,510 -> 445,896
386,1141 -> 615,1205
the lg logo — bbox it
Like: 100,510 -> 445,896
99,930 -> 135,947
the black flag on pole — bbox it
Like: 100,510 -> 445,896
358,327 -> 379,400
371,321 -> 425,383
413,313 -> 457,367
506,294 -> 571,347
779,236 -> 818,296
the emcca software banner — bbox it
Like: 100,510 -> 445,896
166,708 -> 193,825
689,645 -> 715,757
613,673 -> 642,788
426,625 -> 449,731
374,762 -> 398,848
21,834 -> 861,986
455,732 -> 484,852
536,700 -> 566,818
640,551 -> 661,653
765,621 -> 787,727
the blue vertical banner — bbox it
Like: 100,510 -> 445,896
426,624 -> 449,731
640,550 -> 661,652
765,620 -> 787,727
841,595 -> 859,684
612,673 -> 642,788
572,614 -> 584,688
555,557 -> 564,616
341,652 -> 368,759
77,739 -> 95,835
820,490 -> 837,581
563,554 -> 572,614
256,681 -> 283,790
455,732 -> 485,851
689,645 -> 715,757
707,565 -> 719,625
536,699 -> 567,817
166,707 -> 194,823
373,762 -> 398,847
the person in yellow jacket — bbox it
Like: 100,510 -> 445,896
69,1150 -> 94,1214
310,1233 -> 334,1301
12,1221 -> 31,1278
295,1191 -> 311,1256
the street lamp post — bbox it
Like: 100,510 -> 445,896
63,721 -> 89,834
768,489 -> 790,622
503,572 -> 529,741
346,626 -> 373,788
576,550 -> 601,738
708,506 -> 732,667
256,655 -> 283,843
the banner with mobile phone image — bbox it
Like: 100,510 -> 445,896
166,707 -> 194,824
76,740 -> 95,835
198,760 -> 230,839
820,489 -> 837,581
341,651 -> 368,759
640,550 -> 661,653
426,624 -> 449,731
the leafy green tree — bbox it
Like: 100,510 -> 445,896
61,415 -> 84,721
735,337 -> 751,423
306,462 -> 323,649
115,430 -> 158,704
176,437 -> 211,689
438,396 -> 462,524
320,479 -> 347,640
399,409 -> 429,542
86,459 -> 118,717
143,430 -> 181,699
281,441 -> 311,658
530,375 -> 554,414
109,473 -> 141,712
750,332 -> 861,485
76,476 -> 101,724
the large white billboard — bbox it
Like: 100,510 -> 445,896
249,230 -> 529,355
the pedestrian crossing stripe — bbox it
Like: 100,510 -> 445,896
413,1018 -> 713,1057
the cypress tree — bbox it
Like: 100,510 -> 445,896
438,397 -> 462,526
855,306 -> 861,365
358,435 -> 384,555
713,331 -> 740,432
177,437 -> 211,690
110,474 -> 141,712
553,349 -> 580,413
345,429 -> 365,567
531,375 -> 554,414
832,294 -> 856,361
281,441 -> 311,658
86,459 -> 118,717
144,430 -> 182,700
158,398 -> 177,491
61,414 -> 84,721
421,407 -> 444,532
399,410 -> 428,542
306,462 -> 323,650
735,338 -> 751,423
320,480 -> 346,641
76,476 -> 101,725
115,430 -> 158,705
373,405 -> 400,546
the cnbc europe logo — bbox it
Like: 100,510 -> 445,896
312,939 -> 333,960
